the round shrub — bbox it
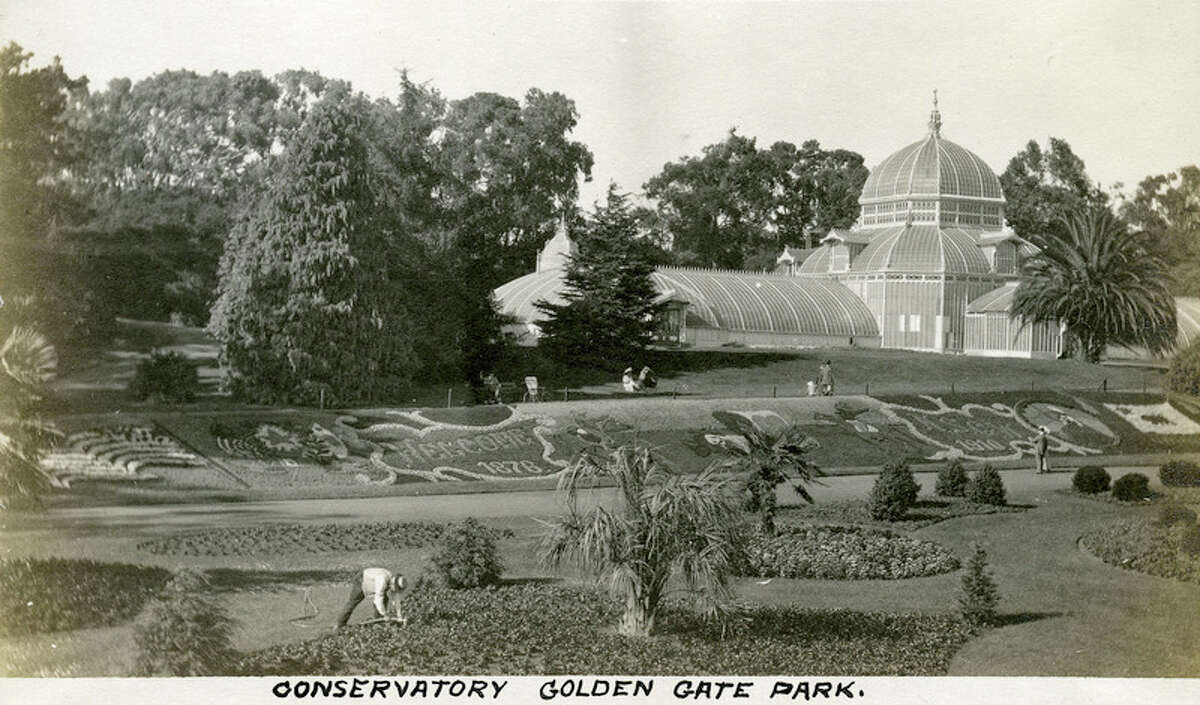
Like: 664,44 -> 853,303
430,518 -> 504,589
1159,460 -> 1200,488
1157,504 -> 1199,528
868,462 -> 920,521
129,350 -> 200,403
935,459 -> 969,498
1167,337 -> 1200,396
1072,466 -> 1111,494
966,466 -> 1006,506
1181,525 -> 1200,558
1111,473 -> 1151,502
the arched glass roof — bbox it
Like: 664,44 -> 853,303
494,266 -> 879,338
860,135 -> 1004,203
850,225 -> 992,274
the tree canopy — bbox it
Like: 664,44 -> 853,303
999,138 -> 1108,246
643,131 -> 867,269
534,186 -> 663,370
1120,165 -> 1200,297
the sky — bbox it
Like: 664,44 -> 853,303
4,0 -> 1198,208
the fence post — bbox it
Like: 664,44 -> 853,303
951,382 -> 955,395
319,388 -> 325,410
447,388 -> 452,408
1031,381 -> 1035,392
865,382 -> 869,396
563,389 -> 568,402
773,385 -> 777,398
1102,378 -> 1108,393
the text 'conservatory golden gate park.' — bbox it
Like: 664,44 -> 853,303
496,96 -> 1200,358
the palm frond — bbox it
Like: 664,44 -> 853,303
1,327 -> 57,386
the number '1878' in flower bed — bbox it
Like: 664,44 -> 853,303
239,583 -> 975,676
742,524 -> 960,580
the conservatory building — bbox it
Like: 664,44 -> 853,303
493,97 -> 1062,358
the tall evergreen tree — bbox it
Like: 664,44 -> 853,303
535,185 -> 663,369
208,87 -> 422,405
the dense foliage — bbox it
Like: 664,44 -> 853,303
133,569 -> 239,676
1072,465 -> 1112,494
999,138 -> 1108,248
0,557 -> 170,635
430,518 -> 504,589
1156,504 -> 1198,528
867,462 -> 920,521
238,583 -> 975,675
1160,459 -> 1200,487
1081,520 -> 1200,584
137,520 -> 514,557
958,544 -> 999,627
1167,340 -> 1200,397
643,132 -> 868,268
1120,165 -> 1200,297
540,440 -> 742,636
935,459 -> 969,497
965,467 -> 1007,506
535,188 -> 663,369
129,350 -> 200,403
1012,207 -> 1177,362
1111,473 -> 1151,502
0,326 -> 62,507
741,524 -> 959,580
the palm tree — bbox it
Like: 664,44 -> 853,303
539,438 -> 742,637
708,410 -> 822,536
1013,206 -> 1177,362
0,327 -> 62,510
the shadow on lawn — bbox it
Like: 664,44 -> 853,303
992,611 -> 1063,628
204,568 -> 352,592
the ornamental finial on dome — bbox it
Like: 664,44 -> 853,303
928,89 -> 942,137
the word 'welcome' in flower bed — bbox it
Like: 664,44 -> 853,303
0,558 -> 171,636
742,524 -> 960,580
137,521 -> 515,557
1079,521 -> 1200,584
239,584 -> 974,676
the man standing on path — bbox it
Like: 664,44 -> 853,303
1035,427 -> 1050,473
818,360 -> 835,396
335,567 -> 407,628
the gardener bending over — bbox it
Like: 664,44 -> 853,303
335,567 -> 407,629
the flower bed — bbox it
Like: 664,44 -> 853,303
742,524 -> 960,580
1079,520 -> 1200,584
137,521 -> 516,557
0,558 -> 171,636
782,497 -> 1025,530
238,584 -> 975,676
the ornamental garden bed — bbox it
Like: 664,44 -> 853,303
137,521 -> 516,557
1079,520 -> 1200,584
237,583 -> 975,676
740,523 -> 960,580
0,558 -> 171,636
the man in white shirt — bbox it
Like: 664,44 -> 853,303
335,567 -> 407,629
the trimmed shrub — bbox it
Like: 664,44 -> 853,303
430,518 -> 504,589
133,569 -> 238,676
868,462 -> 920,521
935,459 -> 969,498
1167,338 -> 1200,397
1181,525 -> 1200,558
958,543 -> 999,627
1072,466 -> 1111,494
1157,504 -> 1199,528
129,350 -> 200,403
1159,460 -> 1200,488
1112,473 -> 1151,502
966,466 -> 1006,506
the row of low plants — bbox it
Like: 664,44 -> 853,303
1080,516 -> 1200,585
238,582 -> 977,676
0,557 -> 171,636
136,520 -> 515,557
1071,460 -> 1200,503
740,523 -> 960,580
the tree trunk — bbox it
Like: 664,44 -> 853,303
618,592 -> 656,637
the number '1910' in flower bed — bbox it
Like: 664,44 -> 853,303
238,584 -> 975,676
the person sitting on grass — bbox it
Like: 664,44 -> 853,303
335,567 -> 407,629
638,366 -> 657,390
622,367 -> 639,393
